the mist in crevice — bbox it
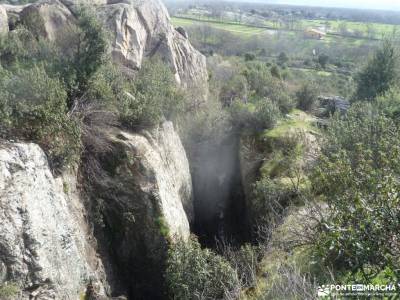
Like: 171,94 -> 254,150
190,133 -> 249,247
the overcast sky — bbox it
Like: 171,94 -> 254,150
171,0 -> 400,11
228,0 -> 400,10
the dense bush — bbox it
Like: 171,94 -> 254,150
311,104 -> 400,281
230,99 -> 280,132
354,39 -> 398,101
270,64 -> 281,79
252,178 -> 295,226
0,27 -> 51,68
0,283 -> 19,300
0,7 -> 188,173
0,7 -> 109,172
166,238 -> 240,300
266,82 -> 295,114
318,54 -> 329,69
0,65 -> 81,171
243,61 -> 294,113
85,62 -> 130,108
219,74 -> 248,106
376,86 -> 400,120
219,242 -> 263,289
296,83 -> 318,111
243,61 -> 273,97
180,96 -> 232,147
277,52 -> 289,66
120,60 -> 185,128
71,7 -> 108,96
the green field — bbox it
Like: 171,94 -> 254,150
301,19 -> 399,38
171,17 -> 269,36
172,16 -> 377,48
173,13 -> 398,42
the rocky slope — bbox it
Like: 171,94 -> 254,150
0,6 -> 7,34
0,142 -> 107,299
0,121 -> 194,299
1,0 -> 208,99
83,122 -> 193,298
0,0 -> 202,298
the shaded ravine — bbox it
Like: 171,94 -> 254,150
189,133 -> 250,247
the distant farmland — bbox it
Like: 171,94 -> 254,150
171,16 -> 390,46
171,15 -> 399,43
171,17 -> 268,36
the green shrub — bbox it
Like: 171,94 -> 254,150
266,83 -> 295,114
72,7 -> 108,95
85,62 -> 130,108
270,64 -> 281,79
318,54 -> 329,69
243,61 -> 272,97
311,104 -> 400,280
180,95 -> 231,147
241,61 -> 294,113
120,60 -> 185,127
296,83 -> 318,111
252,178 -> 295,226
230,99 -> 280,132
220,74 -> 248,106
244,52 -> 256,61
376,86 -> 400,120
255,100 -> 281,129
354,39 -> 398,102
0,65 -> 81,171
0,283 -> 19,299
277,52 -> 289,66
166,238 -> 240,300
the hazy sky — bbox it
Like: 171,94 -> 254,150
265,0 -> 400,10
181,0 -> 400,11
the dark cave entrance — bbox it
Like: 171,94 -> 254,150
190,133 -> 250,247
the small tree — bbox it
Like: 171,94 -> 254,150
270,64 -> 281,79
318,54 -> 329,69
296,83 -> 318,111
278,52 -> 289,66
354,40 -> 398,101
65,7 -> 108,101
244,52 -> 256,61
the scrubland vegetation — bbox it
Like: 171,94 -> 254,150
0,8 -> 184,173
166,2 -> 400,298
2,1 -> 400,299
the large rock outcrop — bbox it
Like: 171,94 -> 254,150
84,121 -> 193,298
0,0 -> 202,297
96,0 -> 207,92
5,0 -> 208,98
0,6 -> 8,34
0,142 -> 107,299
19,0 -> 75,41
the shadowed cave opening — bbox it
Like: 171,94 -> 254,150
190,133 -> 250,247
